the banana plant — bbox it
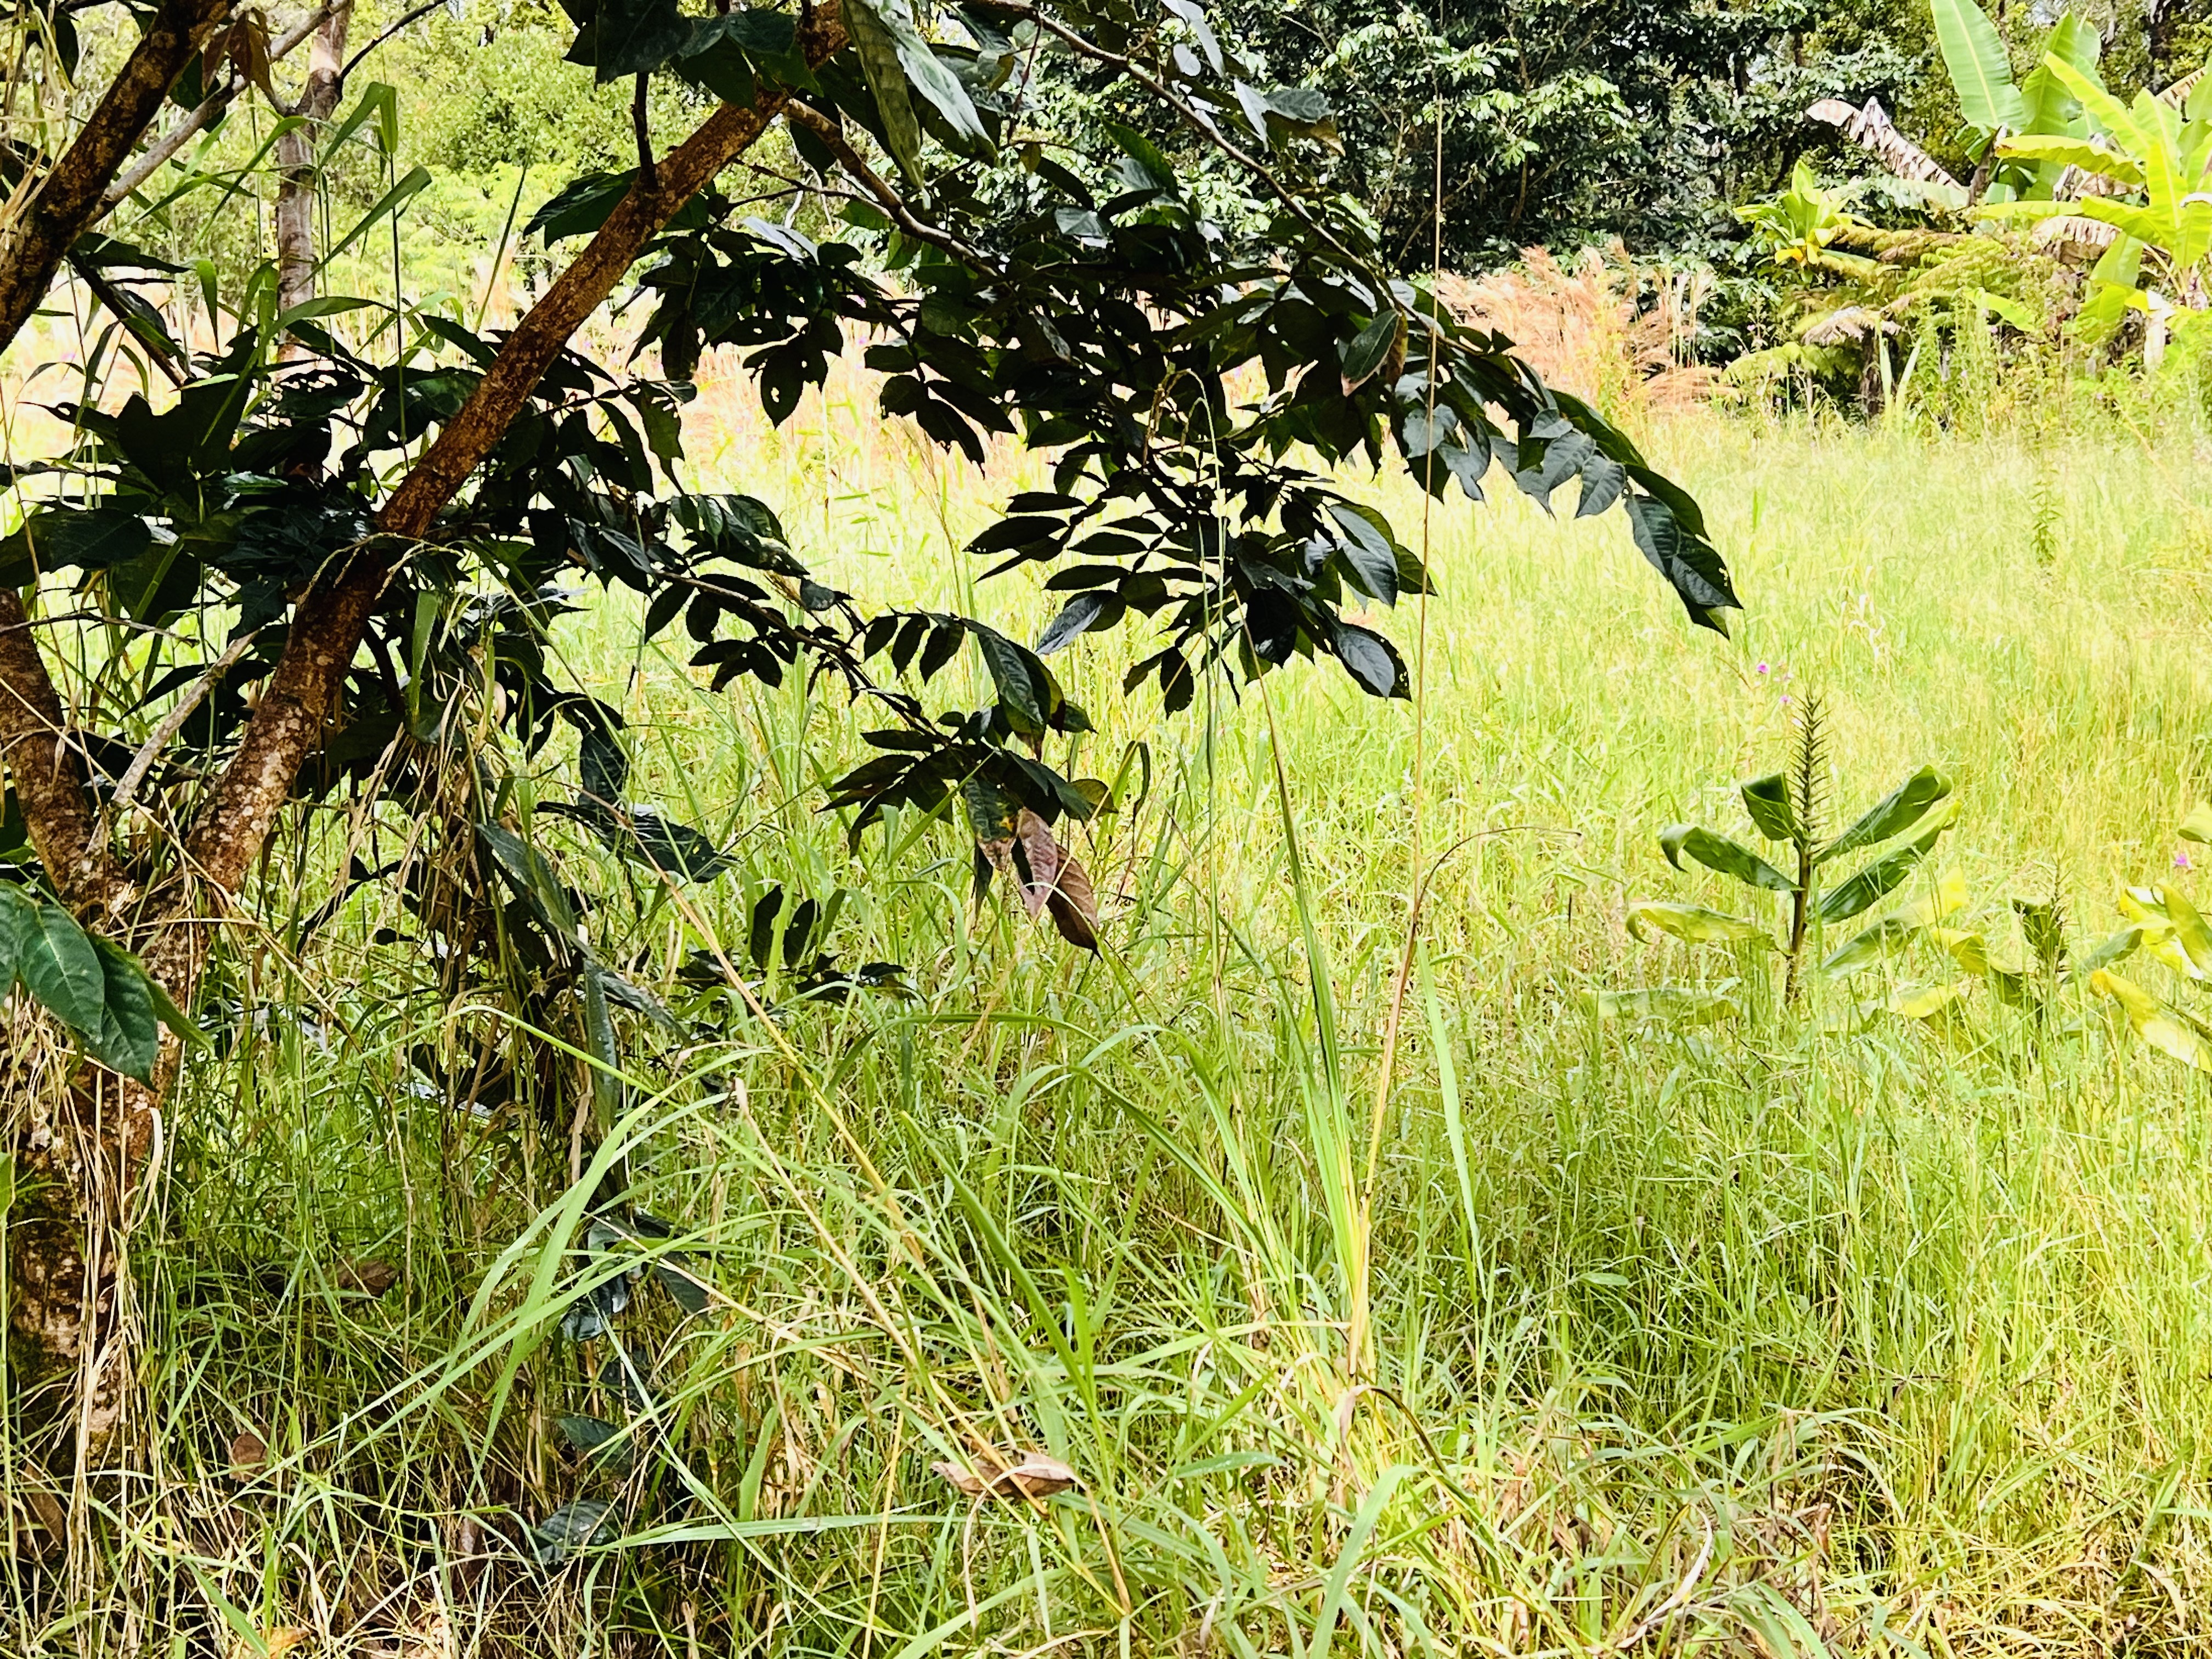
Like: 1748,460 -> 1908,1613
1624,702 -> 1959,1005
1814,4 -> 2104,206
1981,55 -> 2212,349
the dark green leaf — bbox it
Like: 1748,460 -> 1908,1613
972,627 -> 1051,733
1325,501 -> 1398,606
653,1254 -> 713,1313
1815,825 -> 1944,924
1739,774 -> 1796,843
532,1498 -> 614,1566
1659,825 -> 1794,892
845,0 -> 926,182
1625,493 -> 1736,634
7,506 -> 153,577
13,900 -> 105,1031
1819,766 -> 1952,864
1340,312 -> 1398,390
1036,591 -> 1106,655
1333,622 -> 1404,698
580,726 -> 629,804
593,0 -> 689,80
83,936 -> 160,1084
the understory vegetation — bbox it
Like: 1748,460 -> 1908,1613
12,403 -> 2212,1654
8,0 -> 2212,1651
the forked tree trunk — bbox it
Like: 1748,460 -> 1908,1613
1,2 -> 849,1462
273,3 -> 353,356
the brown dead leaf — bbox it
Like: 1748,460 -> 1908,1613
985,809 -> 1100,951
933,1448 -> 1079,1501
1043,847 -> 1099,951
16,1462 -> 65,1554
227,1627 -> 308,1659
335,1258 -> 400,1297
451,1514 -> 487,1593
229,1430 -> 267,1479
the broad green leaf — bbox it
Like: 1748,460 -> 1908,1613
14,901 -> 104,1032
2159,884 -> 2212,973
1936,927 -> 1991,975
1739,773 -> 1797,843
882,0 -> 988,151
83,936 -> 160,1084
2044,55 -> 2144,155
1339,311 -> 1399,391
2072,923 -> 2147,978
1819,872 -> 1965,980
0,882 -> 30,990
1819,766 -> 1952,863
1593,988 -> 1737,1025
5,505 -> 153,577
2092,968 -> 2212,1070
2020,12 -> 2101,137
2178,802 -> 2212,843
1814,823 -> 1945,924
846,0 -> 926,183
593,0 -> 689,80
1626,901 -> 1773,947
970,627 -> 1054,734
1973,290 -> 2040,330
1821,916 -> 1921,978
1889,981 -> 1969,1020
1325,501 -> 1398,606
1658,825 -> 1794,892
1994,132 -> 2143,184
1931,0 -> 2028,133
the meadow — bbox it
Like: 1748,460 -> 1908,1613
9,374 -> 2212,1656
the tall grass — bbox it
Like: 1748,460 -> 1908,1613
8,380 -> 2212,1656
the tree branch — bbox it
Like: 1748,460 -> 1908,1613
182,1 -> 851,895
103,3 -> 337,208
0,0 -> 239,358
784,100 -> 999,274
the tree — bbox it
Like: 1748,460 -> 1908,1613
1212,0 -> 1926,271
0,0 -> 1735,1454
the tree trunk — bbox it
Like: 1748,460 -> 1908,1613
1,2 -> 848,1461
273,3 -> 354,358
0,0 -> 237,360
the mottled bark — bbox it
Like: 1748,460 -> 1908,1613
273,3 -> 354,356
0,0 -> 237,359
197,2 -> 847,884
4,4 -> 849,1457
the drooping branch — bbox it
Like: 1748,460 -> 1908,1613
183,1 -> 850,895
0,0 -> 239,358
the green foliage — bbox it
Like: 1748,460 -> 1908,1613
1624,700 -> 1957,1011
1210,0 -> 1923,271
1984,53 -> 2212,341
2086,807 -> 2212,1071
0,882 -> 200,1082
